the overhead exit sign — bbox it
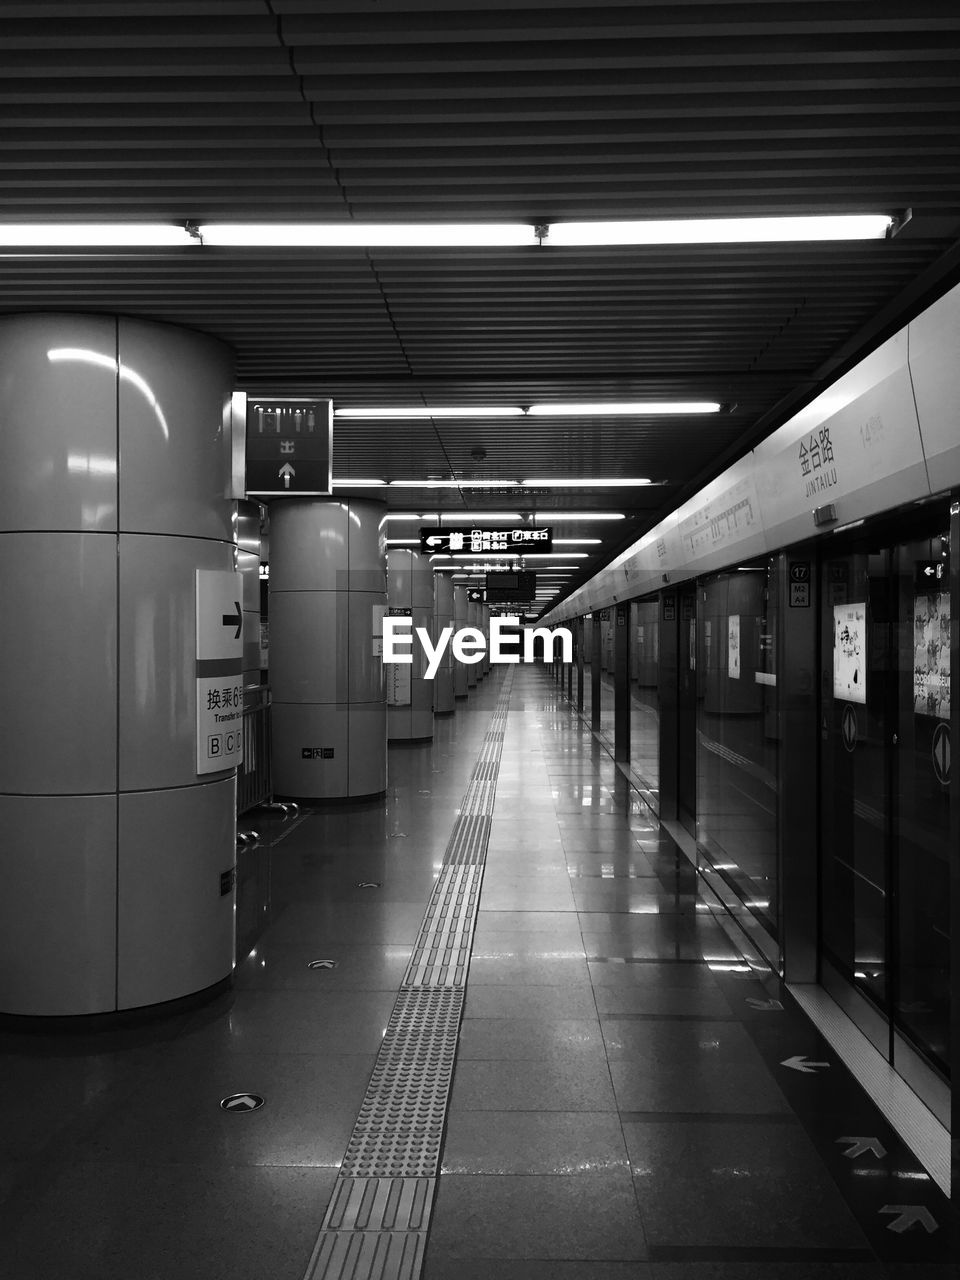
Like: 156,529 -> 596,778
420,525 -> 552,555
245,397 -> 333,496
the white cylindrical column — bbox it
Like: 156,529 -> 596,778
0,313 -> 238,1016
453,586 -> 469,699
270,498 -> 387,799
387,549 -> 434,741
433,574 -> 455,715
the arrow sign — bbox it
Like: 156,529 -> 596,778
221,601 -> 242,640
279,462 -> 296,489
781,1055 -> 830,1074
837,1136 -> 886,1160
425,535 -> 445,547
879,1205 -> 937,1234
746,997 -> 783,1011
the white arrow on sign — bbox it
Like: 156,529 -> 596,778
425,535 -> 445,547
746,997 -> 783,1011
879,1205 -> 937,1234
279,462 -> 295,489
837,1136 -> 886,1160
223,1094 -> 261,1111
781,1054 -> 830,1074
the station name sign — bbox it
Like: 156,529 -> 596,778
419,525 -> 552,555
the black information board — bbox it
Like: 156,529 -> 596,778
485,571 -> 537,603
420,526 -> 552,555
246,397 -> 332,496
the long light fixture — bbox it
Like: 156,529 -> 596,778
555,538 -> 601,544
198,223 -> 536,247
3,214 -> 896,252
522,477 -> 655,487
335,403 -> 715,418
332,478 -> 387,487
548,513 -> 626,521
0,223 -> 195,246
526,402 -> 719,415
543,214 -> 893,245
389,480 -> 520,489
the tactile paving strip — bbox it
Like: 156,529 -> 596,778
443,813 -> 492,866
339,988 -> 463,1178
303,673 -> 513,1280
403,866 -> 484,987
458,777 -> 496,816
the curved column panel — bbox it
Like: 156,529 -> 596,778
387,549 -> 434,741
453,586 -> 470,699
0,312 -> 237,1016
270,498 -> 387,799
432,574 -> 455,715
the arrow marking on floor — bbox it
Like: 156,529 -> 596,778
837,1136 -> 886,1160
879,1205 -> 937,1233
781,1054 -> 830,1073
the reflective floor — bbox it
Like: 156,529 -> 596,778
0,665 -> 953,1279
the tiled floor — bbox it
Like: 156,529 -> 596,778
0,664 -> 954,1279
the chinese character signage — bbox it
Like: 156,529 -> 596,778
834,602 -> 866,704
195,570 -> 244,774
419,526 -> 552,555
245,397 -> 332,496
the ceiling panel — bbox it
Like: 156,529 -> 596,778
2,0 -> 960,608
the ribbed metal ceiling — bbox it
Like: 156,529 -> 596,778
3,0 -> 960,604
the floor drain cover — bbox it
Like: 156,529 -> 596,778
220,1093 -> 264,1113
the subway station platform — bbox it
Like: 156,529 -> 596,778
0,665 -> 953,1279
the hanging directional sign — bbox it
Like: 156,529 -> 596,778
914,559 -> 946,592
420,525 -> 552,555
841,704 -> 858,753
245,397 -> 332,496
220,1093 -> 264,1113
932,722 -> 950,785
467,588 -> 485,602
196,570 -> 244,776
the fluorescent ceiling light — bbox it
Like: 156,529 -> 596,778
544,214 -> 892,245
385,511 -> 522,522
386,539 -> 420,546
389,480 -> 520,488
335,406 -> 524,418
522,552 -> 588,559
198,223 -> 536,247
555,538 -> 601,544
332,478 -> 387,487
527,402 -> 719,415
522,478 -> 654,487
0,223 -> 194,246
547,513 -> 626,521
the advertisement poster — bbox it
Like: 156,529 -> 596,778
834,603 -> 866,704
913,592 -> 950,719
728,615 -> 740,679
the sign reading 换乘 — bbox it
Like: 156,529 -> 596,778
420,526 -> 552,555
196,570 -> 244,775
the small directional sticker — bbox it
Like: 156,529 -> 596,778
879,1205 -> 938,1234
307,959 -> 338,970
837,1136 -> 886,1160
357,881 -> 382,889
220,1093 -> 264,1113
781,1054 -> 830,1074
